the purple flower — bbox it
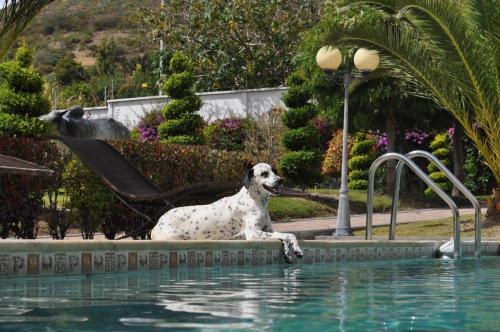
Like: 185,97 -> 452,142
221,118 -> 241,129
405,129 -> 429,145
376,133 -> 388,152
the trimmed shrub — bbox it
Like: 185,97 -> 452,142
159,52 -> 203,144
348,155 -> 373,171
281,126 -> 320,151
425,133 -> 452,197
282,105 -> 318,129
349,179 -> 369,190
162,95 -> 202,119
158,114 -> 203,137
281,85 -> 312,108
163,72 -> 196,99
352,139 -> 375,156
348,170 -> 369,181
348,136 -> 375,190
0,45 -> 50,134
279,70 -> 321,188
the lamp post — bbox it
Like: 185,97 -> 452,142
316,46 -> 380,236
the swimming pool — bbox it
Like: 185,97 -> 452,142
0,257 -> 499,331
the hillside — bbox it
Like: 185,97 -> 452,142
22,0 -> 157,74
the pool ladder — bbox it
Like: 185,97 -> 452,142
365,151 -> 481,258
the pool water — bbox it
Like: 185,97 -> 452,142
1,257 -> 500,331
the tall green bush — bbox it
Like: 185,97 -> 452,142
158,52 -> 203,144
348,135 -> 375,190
0,137 -> 62,239
425,133 -> 452,197
279,71 -> 321,188
63,159 -> 113,239
0,45 -> 50,136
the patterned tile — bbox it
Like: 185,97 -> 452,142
222,251 -> 230,266
178,251 -> 187,267
149,252 -> 160,270
116,253 -> 127,272
12,255 -> 25,275
93,252 -> 105,273
205,251 -> 213,267
213,251 -> 221,266
169,252 -> 177,268
81,253 -> 92,274
160,252 -> 169,268
315,249 -> 320,263
138,252 -> 148,269
238,251 -> 244,266
41,254 -> 54,274
0,254 -> 11,276
230,251 -> 237,266
128,252 -> 138,271
68,254 -> 79,274
105,253 -> 116,272
251,250 -> 259,265
27,254 -> 39,275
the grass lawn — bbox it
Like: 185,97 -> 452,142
268,197 -> 334,222
353,214 -> 500,238
310,188 -> 490,213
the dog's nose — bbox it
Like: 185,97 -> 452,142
277,177 -> 284,186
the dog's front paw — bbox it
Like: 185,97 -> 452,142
283,251 -> 294,264
294,250 -> 304,259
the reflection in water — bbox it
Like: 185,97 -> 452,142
1,258 -> 500,331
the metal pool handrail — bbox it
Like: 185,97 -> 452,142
389,150 -> 481,257
365,153 -> 461,258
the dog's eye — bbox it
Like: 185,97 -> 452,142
261,171 -> 268,178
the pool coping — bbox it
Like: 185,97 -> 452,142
0,239 -> 498,278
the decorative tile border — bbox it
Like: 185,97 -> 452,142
0,240 -> 496,278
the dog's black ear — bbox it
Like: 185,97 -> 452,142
243,167 -> 254,188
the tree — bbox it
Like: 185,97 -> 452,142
54,54 -> 87,86
314,1 -> 500,210
279,71 -> 322,188
158,52 -> 203,145
137,0 -> 322,91
0,0 -> 55,59
0,45 -> 50,136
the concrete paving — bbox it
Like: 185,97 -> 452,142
273,208 -> 485,239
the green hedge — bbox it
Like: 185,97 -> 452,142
281,126 -> 320,151
279,70 -> 321,188
281,85 -> 312,108
163,72 -> 196,99
281,105 -> 318,129
158,51 -> 203,144
279,150 -> 322,187
425,132 -> 452,197
348,137 -> 375,190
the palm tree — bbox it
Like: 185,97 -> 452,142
0,0 -> 55,59
318,0 -> 499,205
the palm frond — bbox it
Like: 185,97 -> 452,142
0,0 -> 55,59
321,0 -> 500,183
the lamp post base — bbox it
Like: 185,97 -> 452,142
334,190 -> 353,236
334,228 -> 353,236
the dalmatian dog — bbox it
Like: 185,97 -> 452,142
150,163 -> 304,263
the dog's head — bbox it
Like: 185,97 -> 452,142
243,163 -> 283,196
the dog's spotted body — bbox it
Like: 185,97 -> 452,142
150,163 -> 303,262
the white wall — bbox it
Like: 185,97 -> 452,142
78,87 -> 288,128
